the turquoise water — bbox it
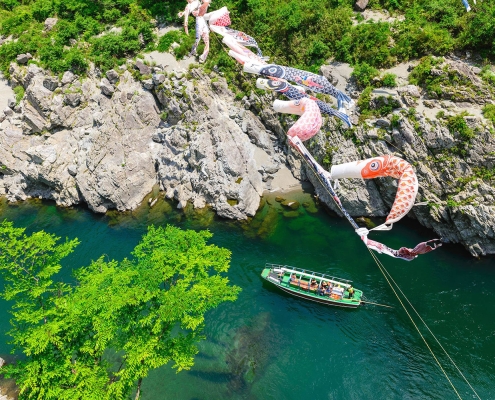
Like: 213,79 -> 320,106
0,194 -> 494,399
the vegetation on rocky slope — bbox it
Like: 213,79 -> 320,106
1,0 -> 494,77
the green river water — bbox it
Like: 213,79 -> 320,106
0,191 -> 494,400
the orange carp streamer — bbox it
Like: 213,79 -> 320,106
331,155 -> 419,226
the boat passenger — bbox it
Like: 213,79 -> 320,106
321,281 -> 329,295
348,285 -> 355,299
310,279 -> 318,291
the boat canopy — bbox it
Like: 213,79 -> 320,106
266,263 -> 352,288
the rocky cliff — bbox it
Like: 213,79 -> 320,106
0,61 -> 293,219
305,58 -> 495,257
0,52 -> 494,256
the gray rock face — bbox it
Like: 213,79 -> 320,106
1,63 -> 276,219
317,110 -> 495,257
2,55 -> 495,256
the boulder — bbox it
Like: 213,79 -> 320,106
134,60 -> 151,75
398,85 -> 421,98
100,78 -> 115,96
61,71 -> 76,85
44,18 -> 58,31
142,79 -> 154,90
152,74 -> 166,86
43,77 -> 59,91
16,54 -> 30,64
354,0 -> 369,11
67,165 -> 77,176
22,102 -> 47,133
106,69 -> 119,84
7,98 -> 15,109
0,357 -> 5,368
375,118 -> 390,128
64,93 -> 81,107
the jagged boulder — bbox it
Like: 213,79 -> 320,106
64,93 -> 81,107
354,0 -> 369,11
44,18 -> 58,31
16,53 -> 31,64
134,60 -> 151,75
61,71 -> 76,85
43,77 -> 59,91
100,78 -> 115,96
106,69 -> 119,84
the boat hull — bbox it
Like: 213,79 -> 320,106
275,283 -> 360,308
261,265 -> 362,309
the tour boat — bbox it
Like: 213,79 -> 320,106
261,263 -> 363,308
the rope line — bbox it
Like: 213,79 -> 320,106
366,248 -> 463,400
369,249 -> 482,400
292,141 -> 478,400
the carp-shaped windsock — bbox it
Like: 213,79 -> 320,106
204,6 -> 231,26
273,99 -> 322,141
223,36 -> 266,65
330,155 -> 419,225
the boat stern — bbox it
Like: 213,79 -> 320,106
261,267 -> 271,279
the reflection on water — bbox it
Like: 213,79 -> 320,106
0,192 -> 495,399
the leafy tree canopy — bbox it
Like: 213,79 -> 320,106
0,221 -> 240,399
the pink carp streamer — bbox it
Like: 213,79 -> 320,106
204,6 -> 231,26
273,99 -> 322,141
331,155 -> 419,226
362,237 -> 442,262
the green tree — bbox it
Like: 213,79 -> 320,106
0,221 -> 240,399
